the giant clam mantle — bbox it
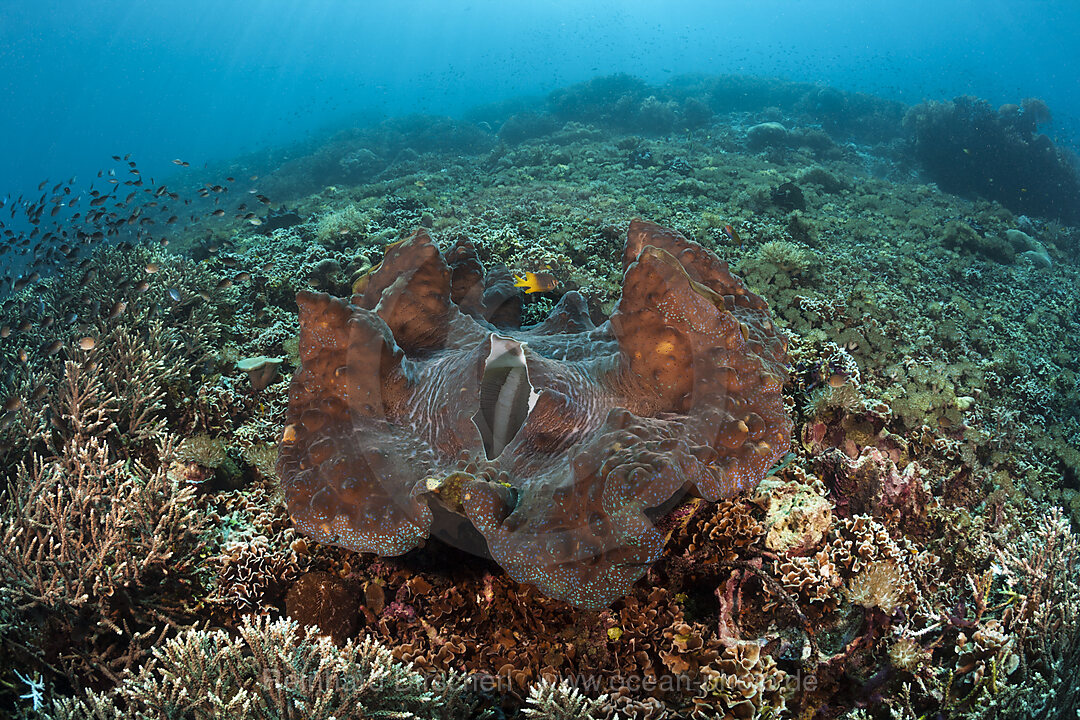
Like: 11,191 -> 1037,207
278,219 -> 792,608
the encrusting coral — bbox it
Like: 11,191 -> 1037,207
278,219 -> 791,608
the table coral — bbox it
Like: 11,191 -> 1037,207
278,219 -> 791,608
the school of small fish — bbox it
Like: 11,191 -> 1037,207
0,154 -> 280,425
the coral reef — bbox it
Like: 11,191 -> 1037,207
905,96 -> 1080,223
2,72 -> 1079,719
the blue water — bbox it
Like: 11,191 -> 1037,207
2,0 -> 1079,202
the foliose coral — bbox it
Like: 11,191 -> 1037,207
278,219 -> 791,608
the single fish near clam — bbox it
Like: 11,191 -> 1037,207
512,271 -> 558,294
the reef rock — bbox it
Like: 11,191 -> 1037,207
277,219 -> 791,608
746,121 -> 790,149
752,475 -> 832,555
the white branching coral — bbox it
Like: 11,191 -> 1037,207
41,615 -> 491,720
991,507 -> 1080,717
522,678 -> 606,720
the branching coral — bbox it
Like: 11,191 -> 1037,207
521,678 -> 605,720
989,507 -> 1080,718
101,318 -> 188,442
39,615 -> 493,720
0,356 -> 208,689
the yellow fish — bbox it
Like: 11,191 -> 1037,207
513,271 -> 558,294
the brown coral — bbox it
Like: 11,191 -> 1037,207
278,219 -> 791,608
694,640 -> 788,720
828,515 -> 918,614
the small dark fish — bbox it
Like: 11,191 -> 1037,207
233,272 -> 250,283
3,396 -> 21,412
42,339 -> 63,356
107,300 -> 127,319
30,384 -> 48,401
211,208 -> 225,217
215,278 -> 233,290
135,280 -> 150,293
167,288 -> 182,303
